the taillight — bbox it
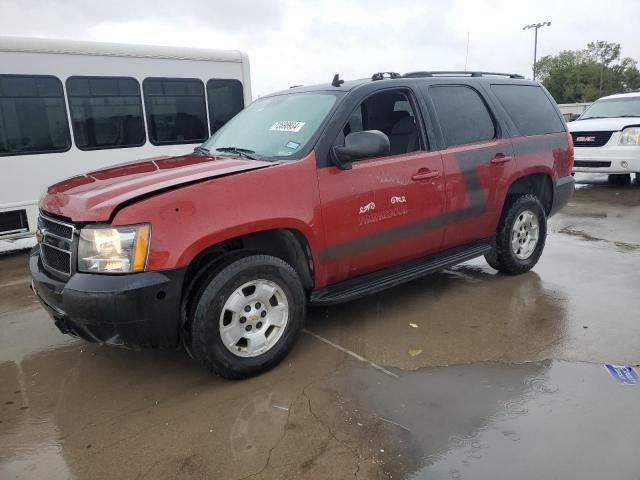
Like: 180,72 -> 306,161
566,131 -> 575,175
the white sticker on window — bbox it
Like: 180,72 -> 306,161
270,121 -> 305,132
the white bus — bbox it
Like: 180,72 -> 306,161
0,36 -> 251,251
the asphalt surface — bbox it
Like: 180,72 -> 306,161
1,173 -> 639,480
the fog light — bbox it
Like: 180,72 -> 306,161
621,161 -> 629,169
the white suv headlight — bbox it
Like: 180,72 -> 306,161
619,127 -> 640,145
78,224 -> 150,273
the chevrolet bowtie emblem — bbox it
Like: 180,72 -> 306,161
249,314 -> 259,321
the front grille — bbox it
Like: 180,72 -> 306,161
38,214 -> 74,276
574,160 -> 612,168
571,131 -> 614,147
38,215 -> 73,239
41,244 -> 72,275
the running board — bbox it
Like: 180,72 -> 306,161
310,241 -> 492,306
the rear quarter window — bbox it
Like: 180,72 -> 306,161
491,84 -> 565,136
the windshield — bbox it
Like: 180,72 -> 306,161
580,96 -> 640,119
200,92 -> 339,160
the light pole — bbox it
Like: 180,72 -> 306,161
523,22 -> 551,80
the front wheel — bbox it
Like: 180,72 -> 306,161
485,194 -> 547,275
189,255 -> 306,379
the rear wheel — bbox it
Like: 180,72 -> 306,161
189,255 -> 306,379
485,194 -> 547,275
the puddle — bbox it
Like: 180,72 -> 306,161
331,360 -> 640,480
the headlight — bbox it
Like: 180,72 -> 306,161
78,224 -> 150,273
619,127 -> 640,145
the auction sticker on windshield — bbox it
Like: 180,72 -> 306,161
270,121 -> 305,132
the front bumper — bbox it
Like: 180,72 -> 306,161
549,176 -> 575,217
30,246 -> 186,349
573,146 -> 640,174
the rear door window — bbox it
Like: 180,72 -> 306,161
143,78 -> 208,145
67,76 -> 145,150
429,85 -> 495,147
0,75 -> 71,156
491,84 -> 565,136
207,79 -> 244,134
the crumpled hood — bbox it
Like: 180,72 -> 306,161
40,154 -> 273,222
568,117 -> 637,132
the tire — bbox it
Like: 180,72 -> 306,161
484,194 -> 547,275
608,173 -> 631,185
189,254 -> 306,379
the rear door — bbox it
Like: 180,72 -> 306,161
489,83 -> 570,180
423,83 -> 516,250
316,87 -> 445,284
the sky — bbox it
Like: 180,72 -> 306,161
1,0 -> 639,98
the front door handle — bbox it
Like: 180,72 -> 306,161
490,153 -> 513,165
411,169 -> 441,181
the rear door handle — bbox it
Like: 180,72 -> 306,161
490,153 -> 513,165
411,169 -> 441,181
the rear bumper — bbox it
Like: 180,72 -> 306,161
549,175 -> 575,217
30,246 -> 185,349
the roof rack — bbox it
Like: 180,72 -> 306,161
403,71 -> 525,79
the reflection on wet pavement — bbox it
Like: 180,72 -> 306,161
1,173 -> 639,479
552,173 -> 640,248
343,361 -> 640,480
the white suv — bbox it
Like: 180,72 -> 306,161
568,92 -> 640,183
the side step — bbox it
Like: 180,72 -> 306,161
310,241 -> 492,306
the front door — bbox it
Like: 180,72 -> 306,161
316,88 -> 446,285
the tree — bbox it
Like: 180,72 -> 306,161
535,41 -> 640,103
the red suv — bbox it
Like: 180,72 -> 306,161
31,71 -> 574,378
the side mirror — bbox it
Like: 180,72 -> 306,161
332,130 -> 390,170
568,113 -> 581,122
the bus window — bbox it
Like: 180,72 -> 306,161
0,75 -> 71,156
143,78 -> 208,145
207,79 -> 244,134
66,77 -> 145,150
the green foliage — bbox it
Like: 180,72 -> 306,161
535,41 -> 640,103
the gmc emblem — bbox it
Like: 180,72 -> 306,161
576,136 -> 596,142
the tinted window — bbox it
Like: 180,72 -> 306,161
430,85 -> 495,147
207,79 -> 244,134
143,78 -> 207,145
0,75 -> 71,156
67,77 -> 145,150
492,84 -> 565,135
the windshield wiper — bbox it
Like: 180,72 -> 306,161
215,147 -> 259,160
616,115 -> 640,118
193,145 -> 211,155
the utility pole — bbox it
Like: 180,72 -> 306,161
599,53 -> 605,97
523,22 -> 551,80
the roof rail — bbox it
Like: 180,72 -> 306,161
403,71 -> 525,79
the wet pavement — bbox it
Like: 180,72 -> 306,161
1,173 -> 639,479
